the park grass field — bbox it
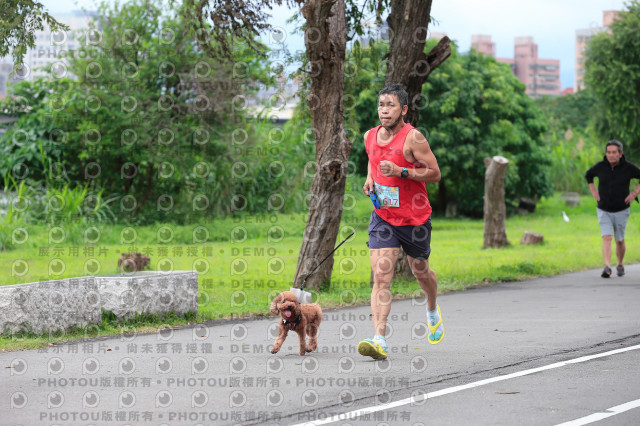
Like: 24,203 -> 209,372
1,191 -> 639,351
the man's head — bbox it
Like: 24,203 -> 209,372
605,140 -> 623,166
378,83 -> 409,131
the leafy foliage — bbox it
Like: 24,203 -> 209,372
534,91 -> 603,194
0,0 -> 284,224
585,0 -> 640,159
345,41 -> 553,216
0,0 -> 70,67
534,90 -> 598,134
179,0 -> 304,59
423,45 -> 553,216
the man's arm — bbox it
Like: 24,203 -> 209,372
586,164 -> 599,201
589,183 -> 600,202
624,183 -> 640,204
409,130 -> 441,183
624,163 -> 640,204
363,130 -> 374,195
379,129 -> 441,182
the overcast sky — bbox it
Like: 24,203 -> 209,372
42,0 -> 631,89
428,0 -> 630,89
265,0 -> 631,90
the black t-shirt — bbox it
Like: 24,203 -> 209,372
585,155 -> 640,212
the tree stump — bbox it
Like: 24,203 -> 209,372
561,192 -> 580,207
518,197 -> 537,213
445,202 -> 458,218
118,253 -> 150,272
483,156 -> 510,248
520,231 -> 544,245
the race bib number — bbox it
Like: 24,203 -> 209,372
374,182 -> 400,207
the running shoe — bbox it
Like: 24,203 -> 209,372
357,338 -> 388,360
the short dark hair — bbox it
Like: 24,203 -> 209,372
606,139 -> 623,152
378,83 -> 408,107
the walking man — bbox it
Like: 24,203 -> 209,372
585,140 -> 640,278
358,83 -> 443,360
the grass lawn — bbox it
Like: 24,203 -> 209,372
1,191 -> 638,351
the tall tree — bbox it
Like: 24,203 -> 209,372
0,0 -> 69,67
585,1 -> 640,158
292,0 -> 351,289
0,0 -> 273,224
185,0 -> 352,289
385,0 -> 450,125
384,0 -> 450,278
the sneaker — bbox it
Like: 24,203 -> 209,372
427,304 -> 445,345
617,265 -> 625,277
357,338 -> 388,360
601,266 -> 612,278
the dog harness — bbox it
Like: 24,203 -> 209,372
282,315 -> 301,330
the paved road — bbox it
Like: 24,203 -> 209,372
2,265 -> 640,425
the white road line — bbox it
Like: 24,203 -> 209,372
554,398 -> 640,426
294,344 -> 640,426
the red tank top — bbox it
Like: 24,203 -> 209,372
365,124 -> 432,226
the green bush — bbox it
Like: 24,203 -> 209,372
344,41 -> 554,217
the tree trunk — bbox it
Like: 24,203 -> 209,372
520,231 -> 543,245
385,0 -> 451,126
383,0 -> 451,278
293,0 -> 352,290
483,156 -> 510,248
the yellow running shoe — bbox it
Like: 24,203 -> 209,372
357,338 -> 388,359
427,305 -> 445,345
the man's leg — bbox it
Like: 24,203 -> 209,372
602,235 -> 613,267
597,209 -> 615,277
407,255 -> 444,343
369,248 -> 400,337
612,209 -> 630,272
407,256 -> 437,311
358,247 -> 399,359
615,239 -> 626,266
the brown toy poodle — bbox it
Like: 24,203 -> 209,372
270,291 -> 322,356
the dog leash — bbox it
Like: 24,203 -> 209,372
299,231 -> 355,291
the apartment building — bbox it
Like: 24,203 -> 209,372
0,62 -> 18,97
470,34 -> 496,57
575,11 -> 620,91
22,10 -> 96,81
472,35 -> 562,98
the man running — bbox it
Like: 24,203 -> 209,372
358,83 -> 444,360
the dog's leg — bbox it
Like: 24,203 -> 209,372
297,328 -> 307,356
271,326 -> 288,354
306,323 -> 319,352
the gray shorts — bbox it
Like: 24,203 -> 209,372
366,211 -> 432,260
597,208 -> 630,241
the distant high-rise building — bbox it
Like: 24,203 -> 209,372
474,35 -> 561,98
471,35 -> 496,56
512,37 -> 561,98
575,10 -> 621,91
20,10 -> 96,81
0,10 -> 96,97
0,62 -> 18,97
